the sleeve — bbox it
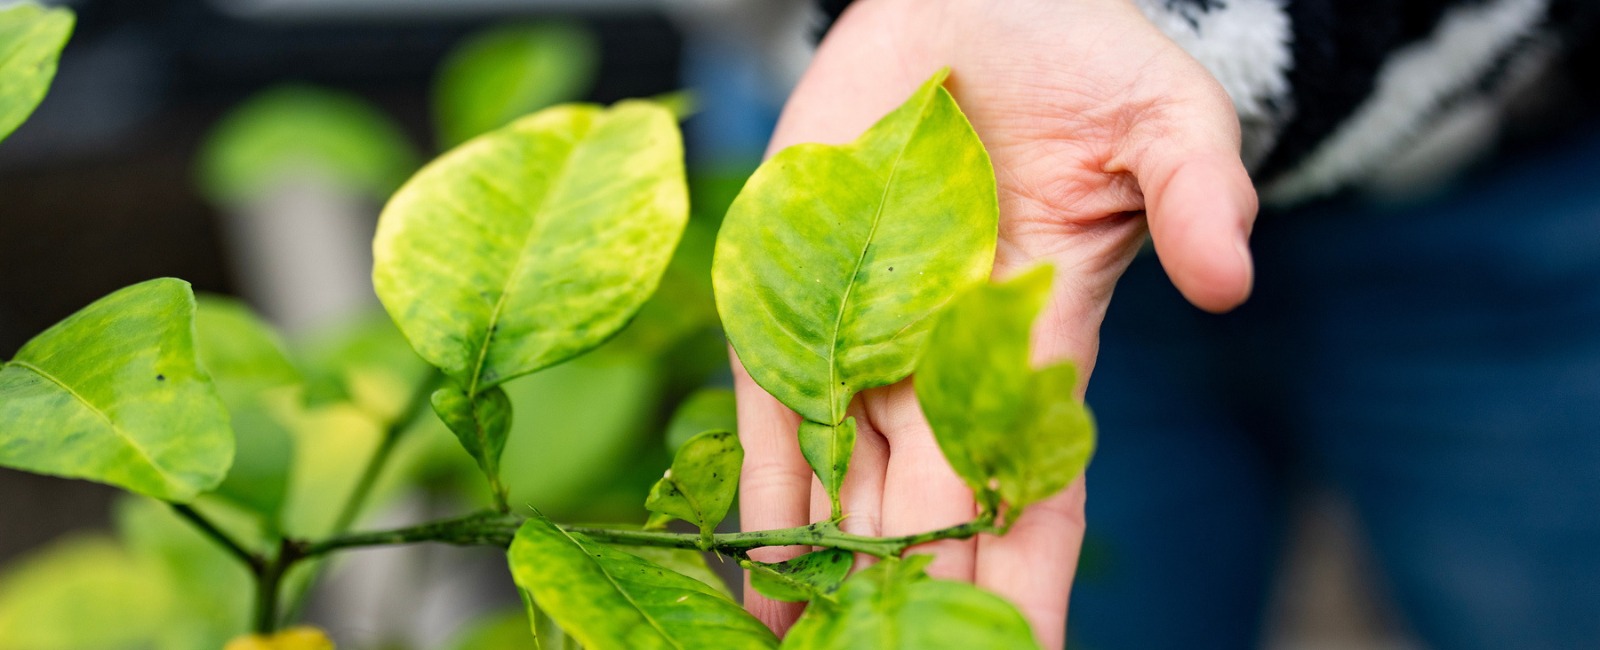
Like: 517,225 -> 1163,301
816,0 -> 1599,205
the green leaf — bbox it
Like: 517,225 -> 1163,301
613,545 -> 734,600
664,387 -> 736,451
432,383 -> 512,507
746,548 -> 853,603
198,85 -> 418,204
0,278 -> 234,501
781,556 -> 1041,650
712,68 -> 998,427
798,418 -> 855,518
195,295 -> 299,519
433,21 -> 600,147
508,515 -> 778,650
0,3 -> 73,143
914,265 -> 1096,516
644,429 -> 741,540
373,101 -> 689,394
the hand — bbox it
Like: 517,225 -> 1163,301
735,0 -> 1258,646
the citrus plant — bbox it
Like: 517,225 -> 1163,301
0,4 -> 1096,645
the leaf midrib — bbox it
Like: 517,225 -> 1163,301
555,526 -> 685,649
823,93 -> 940,424
465,121 -> 591,396
5,359 -> 173,489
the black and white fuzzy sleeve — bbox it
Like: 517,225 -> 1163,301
816,0 -> 1600,206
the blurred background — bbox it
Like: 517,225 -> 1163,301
1,1 -> 1590,649
0,0 -> 809,647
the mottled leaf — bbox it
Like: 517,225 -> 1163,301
198,85 -> 417,204
433,21 -> 599,147
508,515 -> 777,650
373,101 -> 688,394
644,429 -> 741,540
798,418 -> 855,518
614,545 -> 734,600
781,556 -> 1040,650
713,68 -> 997,427
0,2 -> 72,142
0,279 -> 234,501
432,384 -> 511,506
746,548 -> 852,603
914,265 -> 1096,516
664,387 -> 735,451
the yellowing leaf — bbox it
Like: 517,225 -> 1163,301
643,429 -> 741,540
712,68 -> 997,427
0,279 -> 234,501
373,101 -> 688,395
508,516 -> 777,650
781,556 -> 1040,650
0,2 -> 73,142
914,266 -> 1096,517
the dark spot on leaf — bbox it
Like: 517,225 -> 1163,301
888,267 -> 894,272
155,374 -> 165,381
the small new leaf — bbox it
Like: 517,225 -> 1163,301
644,429 -> 741,542
914,265 -> 1096,519
508,515 -> 777,650
0,279 -> 234,502
781,555 -> 1040,650
746,548 -> 853,603
432,384 -> 512,509
374,101 -> 688,394
798,418 -> 855,519
0,3 -> 73,142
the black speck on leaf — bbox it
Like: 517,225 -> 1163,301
156,374 -> 165,381
888,267 -> 894,272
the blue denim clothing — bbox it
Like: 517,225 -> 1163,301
1069,128 -> 1600,649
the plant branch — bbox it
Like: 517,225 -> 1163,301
253,539 -> 303,634
300,512 -> 997,561
169,503 -> 262,571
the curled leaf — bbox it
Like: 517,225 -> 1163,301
644,429 -> 742,541
914,265 -> 1096,518
746,548 -> 853,603
431,384 -> 512,507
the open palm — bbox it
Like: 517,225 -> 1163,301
735,1 -> 1258,646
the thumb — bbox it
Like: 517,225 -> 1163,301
1127,108 -> 1259,313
